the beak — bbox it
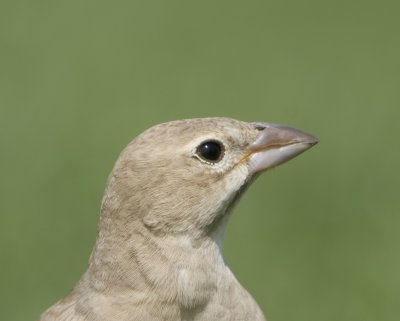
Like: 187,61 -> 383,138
246,122 -> 319,174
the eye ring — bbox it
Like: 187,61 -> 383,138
195,140 -> 225,164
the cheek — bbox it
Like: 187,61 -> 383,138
141,164 -> 249,233
195,164 -> 249,217
221,164 -> 250,199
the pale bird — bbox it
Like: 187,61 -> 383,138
39,117 -> 318,321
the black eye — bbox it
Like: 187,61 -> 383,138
196,140 -> 224,163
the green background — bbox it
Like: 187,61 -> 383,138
1,1 -> 399,320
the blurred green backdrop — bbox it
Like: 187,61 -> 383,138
1,0 -> 399,320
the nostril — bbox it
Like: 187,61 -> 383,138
252,123 -> 266,131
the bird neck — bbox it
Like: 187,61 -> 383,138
79,212 -> 230,309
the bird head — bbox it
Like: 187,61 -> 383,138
100,118 -> 318,239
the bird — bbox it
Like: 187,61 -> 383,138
38,117 -> 318,321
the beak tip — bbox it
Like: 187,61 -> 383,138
307,135 -> 320,146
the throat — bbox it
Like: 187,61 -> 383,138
136,232 -> 227,308
83,226 -> 228,309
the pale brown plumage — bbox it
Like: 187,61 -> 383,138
39,117 -> 318,321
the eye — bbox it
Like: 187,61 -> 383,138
196,140 -> 225,163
